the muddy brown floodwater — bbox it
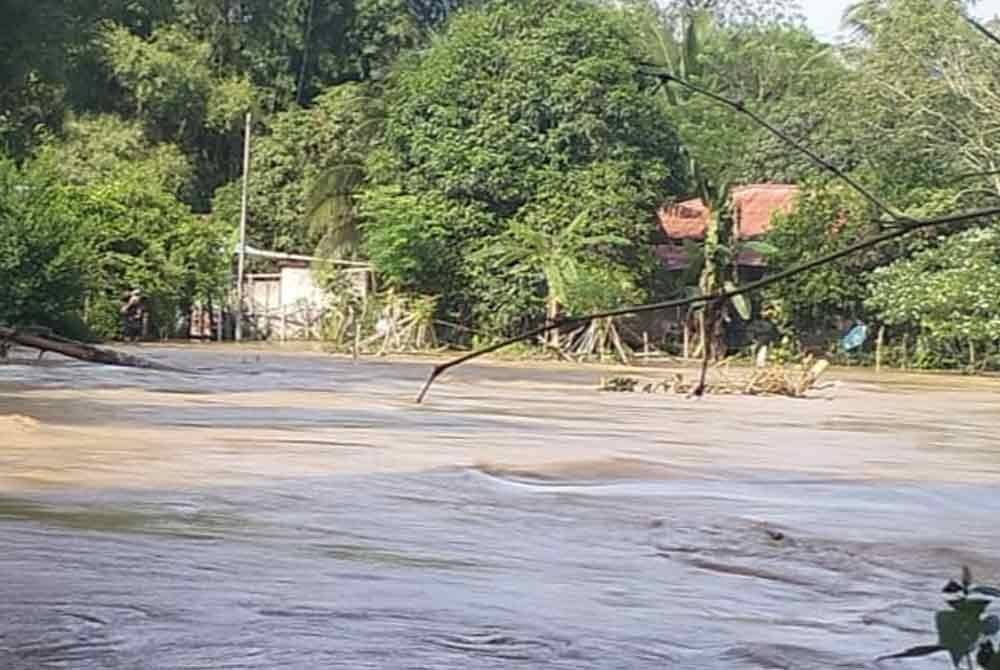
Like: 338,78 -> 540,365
0,346 -> 998,669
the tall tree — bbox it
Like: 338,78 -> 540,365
99,22 -> 259,208
360,0 -> 686,333
636,0 -> 850,186
841,0 -> 1000,202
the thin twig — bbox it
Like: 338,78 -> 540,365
414,204 -> 1000,402
964,14 -> 1000,49
638,65 -> 907,222
944,169 -> 1000,186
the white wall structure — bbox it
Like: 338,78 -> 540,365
244,263 -> 370,341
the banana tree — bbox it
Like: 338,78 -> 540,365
686,172 -> 777,359
642,6 -> 775,359
638,4 -> 713,102
474,213 -> 629,349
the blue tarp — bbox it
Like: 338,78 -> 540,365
839,323 -> 868,352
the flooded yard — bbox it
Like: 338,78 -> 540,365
1,346 -> 998,668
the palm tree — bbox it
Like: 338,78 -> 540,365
842,0 -> 890,38
302,86 -> 384,259
304,161 -> 367,257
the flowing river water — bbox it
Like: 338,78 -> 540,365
1,346 -> 998,669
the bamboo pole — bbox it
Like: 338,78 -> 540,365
353,315 -> 361,361
235,111 -> 252,343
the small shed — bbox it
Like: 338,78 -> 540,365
242,247 -> 372,341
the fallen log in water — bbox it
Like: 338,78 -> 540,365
0,326 -> 189,373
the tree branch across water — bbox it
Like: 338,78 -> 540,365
415,205 -> 1000,402
0,326 -> 192,373
637,65 -> 908,223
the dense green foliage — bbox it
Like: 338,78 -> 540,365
2,0 -> 999,362
360,0 -> 684,332
0,161 -> 92,334
72,177 -> 230,339
212,83 -> 379,256
867,226 -> 1000,368
762,184 -> 883,337
0,158 -> 229,339
0,0 -> 460,339
757,0 -> 1000,366
0,156 -> 228,339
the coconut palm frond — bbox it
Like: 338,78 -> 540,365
304,162 -> 366,258
302,83 -> 386,260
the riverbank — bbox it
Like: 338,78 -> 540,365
11,338 -> 997,386
7,337 -> 998,391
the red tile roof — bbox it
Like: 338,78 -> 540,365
657,184 -> 798,241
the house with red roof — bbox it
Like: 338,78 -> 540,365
654,183 -> 798,277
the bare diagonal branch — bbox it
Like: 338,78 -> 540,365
415,204 -> 1000,402
638,65 -> 907,222
965,15 -> 1000,49
413,33 -> 1000,402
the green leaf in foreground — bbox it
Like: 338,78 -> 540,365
725,280 -> 751,320
937,609 -> 983,667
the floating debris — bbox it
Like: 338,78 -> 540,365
598,356 -> 830,398
599,376 -> 640,392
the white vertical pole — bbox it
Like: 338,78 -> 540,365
235,111 -> 252,342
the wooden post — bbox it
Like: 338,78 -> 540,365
643,331 -> 649,356
235,111 -> 252,342
683,323 -> 690,359
246,275 -> 255,340
353,316 -> 361,361
875,325 -> 885,374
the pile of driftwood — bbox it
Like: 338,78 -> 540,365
599,356 -> 830,398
